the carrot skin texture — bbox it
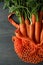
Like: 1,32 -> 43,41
25,19 -> 30,37
40,29 -> 43,42
39,11 -> 43,22
42,20 -> 43,28
31,14 -> 36,40
20,24 -> 27,37
29,24 -> 35,40
40,20 -> 43,42
42,20 -> 43,23
32,14 -> 36,24
20,16 -> 27,37
35,22 -> 41,43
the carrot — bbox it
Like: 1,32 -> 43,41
42,20 -> 43,27
32,14 -> 36,25
8,14 -> 19,28
25,14 -> 36,40
40,20 -> 43,42
41,20 -> 43,30
39,11 -> 43,30
40,29 -> 43,42
42,20 -> 43,23
19,16 -> 27,37
15,28 -> 23,38
29,23 -> 35,40
30,14 -> 36,40
25,18 -> 30,37
39,11 -> 43,22
35,22 -> 41,43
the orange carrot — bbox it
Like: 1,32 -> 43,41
35,22 -> 41,43
42,20 -> 43,29
32,14 -> 36,24
20,16 -> 27,37
29,23 -> 35,40
15,28 -> 23,38
39,11 -> 43,22
25,18 -> 30,37
39,11 -> 43,30
42,20 -> 43,23
30,14 -> 36,40
40,20 -> 43,42
25,15 -> 35,40
40,29 -> 43,42
8,14 -> 19,28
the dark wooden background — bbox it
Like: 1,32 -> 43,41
0,2 -> 43,65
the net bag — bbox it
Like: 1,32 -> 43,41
12,29 -> 43,64
8,13 -> 43,64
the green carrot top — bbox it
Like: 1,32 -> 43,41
2,0 -> 43,23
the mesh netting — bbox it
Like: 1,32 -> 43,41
12,29 -> 43,64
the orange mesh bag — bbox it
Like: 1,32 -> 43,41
12,29 -> 43,64
8,13 -> 43,64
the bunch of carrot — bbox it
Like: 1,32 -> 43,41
7,0 -> 43,63
3,0 -> 43,43
8,11 -> 43,44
